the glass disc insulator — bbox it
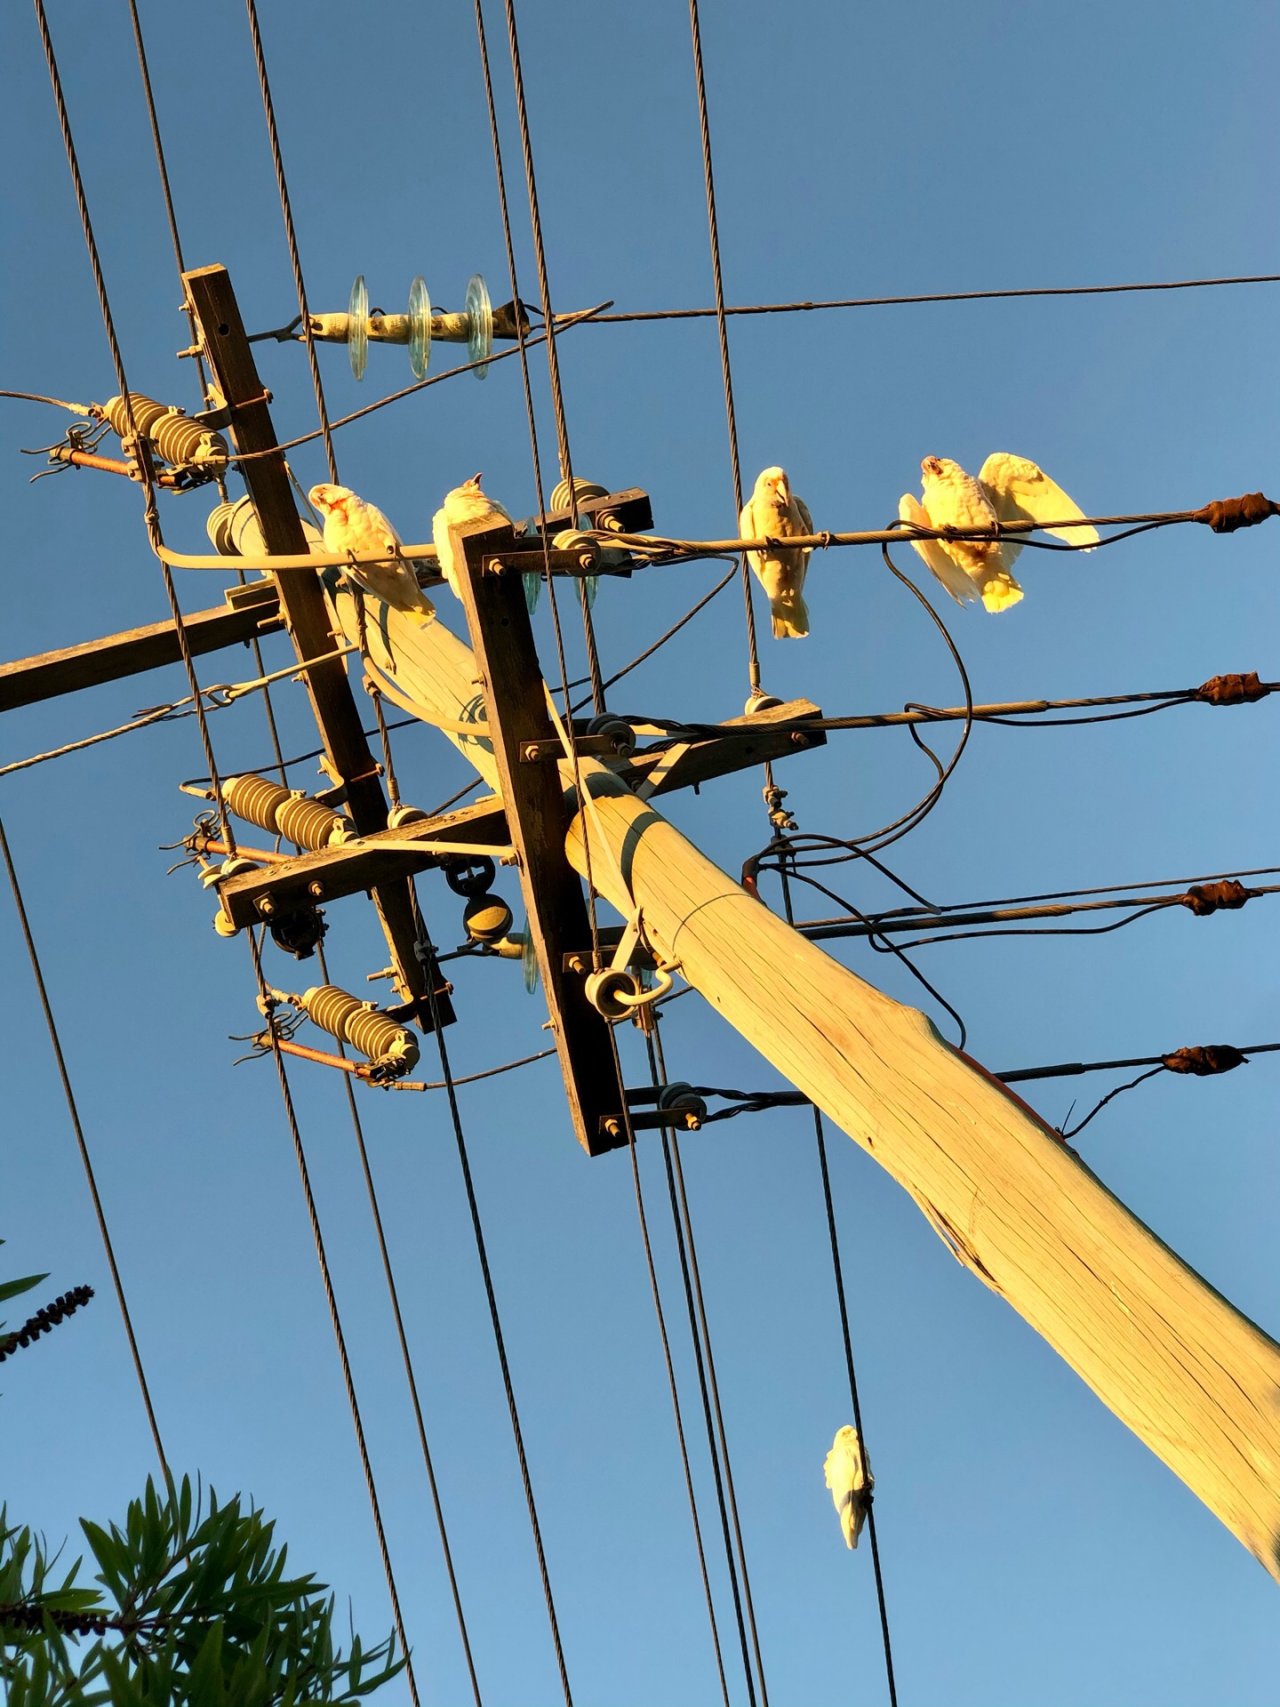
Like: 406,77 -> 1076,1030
407,275 -> 431,380
465,273 -> 493,378
347,274 -> 369,381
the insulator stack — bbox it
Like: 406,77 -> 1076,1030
102,393 -> 228,472
300,985 -> 419,1076
220,775 -> 350,850
207,494 -> 322,558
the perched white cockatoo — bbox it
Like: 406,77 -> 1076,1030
824,1425 -> 873,1550
432,474 -> 515,600
740,466 -> 815,639
308,483 -> 435,622
898,453 -> 1098,613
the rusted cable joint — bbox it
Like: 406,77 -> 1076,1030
1162,1044 -> 1249,1076
1193,492 -> 1280,533
1178,879 -> 1256,915
1195,671 -> 1268,705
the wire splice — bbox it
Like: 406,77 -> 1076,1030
1179,879 -> 1255,915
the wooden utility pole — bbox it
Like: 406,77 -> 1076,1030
182,264 -> 452,1026
320,515 -> 1280,1577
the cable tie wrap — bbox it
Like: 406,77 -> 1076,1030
1178,878 -> 1254,915
1161,1044 -> 1248,1076
1195,671 -> 1267,705
1194,492 -> 1280,533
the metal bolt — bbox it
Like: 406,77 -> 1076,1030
603,1117 -> 623,1139
257,897 -> 276,917
523,742 -> 541,762
307,880 -> 325,899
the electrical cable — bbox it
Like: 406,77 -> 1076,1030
685,0 -> 761,699
243,0 -> 339,484
245,932 -> 421,1707
1,816 -> 169,1478
578,271 -> 1280,323
496,0 -> 606,714
616,1027 -> 733,1707
31,0 -> 238,852
647,1036 -> 761,1707
778,870 -> 898,1707
417,943 -> 576,1707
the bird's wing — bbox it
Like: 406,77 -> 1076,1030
739,497 -> 757,545
979,453 -> 1099,555
898,493 -> 979,606
794,495 -> 814,539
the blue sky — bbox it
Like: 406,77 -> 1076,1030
3,2 -> 1279,1702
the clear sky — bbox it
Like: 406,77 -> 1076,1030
3,2 -> 1279,1703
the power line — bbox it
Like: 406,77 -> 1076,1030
777,872 -> 898,1705
621,1035 -> 733,1707
578,272 -> 1280,322
245,932 -> 422,1707
1,817 -> 169,1476
650,1039 -> 762,1707
418,954 -> 576,1707
685,0 -> 760,697
795,876 -> 1276,947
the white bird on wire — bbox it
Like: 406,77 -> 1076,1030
898,453 -> 1099,613
432,474 -> 515,600
740,466 -> 815,639
308,483 -> 436,622
823,1425 -> 873,1550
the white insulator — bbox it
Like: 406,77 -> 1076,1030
585,966 -> 645,1020
745,690 -> 783,716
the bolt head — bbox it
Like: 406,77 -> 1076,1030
257,897 -> 275,917
307,880 -> 325,899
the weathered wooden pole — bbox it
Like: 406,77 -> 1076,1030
336,519 -> 1280,1578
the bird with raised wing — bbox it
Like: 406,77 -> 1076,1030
308,483 -> 435,621
432,474 -> 515,600
741,466 -> 814,639
824,1424 -> 873,1550
899,453 -> 1098,613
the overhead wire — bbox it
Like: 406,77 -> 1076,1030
245,935 -> 421,1707
495,0 -> 605,713
237,12 -> 488,1689
417,947 -> 576,1707
652,1023 -> 770,1707
30,0 -> 237,852
776,872 -> 898,1705
685,0 -> 761,697
1,816 -> 169,1479
645,1039 -> 760,1707
578,271 -> 1280,322
243,0 -> 339,484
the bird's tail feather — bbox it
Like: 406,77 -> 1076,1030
771,592 -> 810,640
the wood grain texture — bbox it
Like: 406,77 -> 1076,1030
0,603 -> 284,711
563,761 -> 1280,1578
330,532 -> 1280,1570
184,264 -> 452,1024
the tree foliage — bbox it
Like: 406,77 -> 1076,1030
0,1477 -> 404,1705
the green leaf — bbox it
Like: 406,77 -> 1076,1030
0,1272 -> 49,1307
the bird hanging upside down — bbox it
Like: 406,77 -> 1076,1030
741,465 -> 815,638
307,483 -> 436,622
824,1424 -> 873,1550
432,474 -> 515,600
899,453 -> 1098,613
